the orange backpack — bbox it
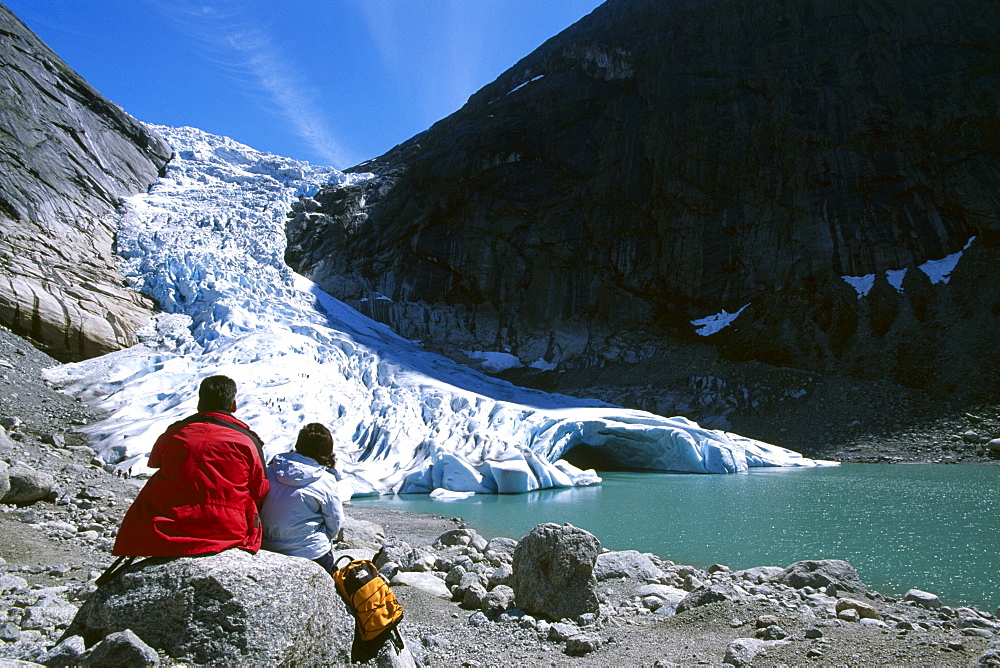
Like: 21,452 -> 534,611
332,556 -> 404,644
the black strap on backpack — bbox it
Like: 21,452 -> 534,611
175,413 -> 266,464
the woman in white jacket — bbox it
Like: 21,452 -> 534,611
260,422 -> 344,574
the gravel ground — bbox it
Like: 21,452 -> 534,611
2,324 -> 999,666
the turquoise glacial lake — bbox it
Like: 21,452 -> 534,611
353,464 -> 999,610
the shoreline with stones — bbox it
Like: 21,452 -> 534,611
1,324 -> 999,665
2,450 -> 999,667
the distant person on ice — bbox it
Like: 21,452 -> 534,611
259,422 -> 344,574
112,375 -> 269,556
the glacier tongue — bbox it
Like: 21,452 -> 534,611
42,125 -> 833,498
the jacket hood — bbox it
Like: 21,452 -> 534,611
268,451 -> 326,487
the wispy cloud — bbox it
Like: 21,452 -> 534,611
351,0 -> 492,126
149,0 -> 351,167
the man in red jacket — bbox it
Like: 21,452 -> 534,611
113,375 -> 269,556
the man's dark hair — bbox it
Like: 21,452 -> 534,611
296,422 -> 335,466
197,375 -> 238,412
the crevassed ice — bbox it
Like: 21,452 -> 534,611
43,125 -> 832,500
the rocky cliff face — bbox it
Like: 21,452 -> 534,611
287,0 -> 1000,397
0,4 -> 171,361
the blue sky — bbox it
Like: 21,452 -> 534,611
7,0 -> 603,169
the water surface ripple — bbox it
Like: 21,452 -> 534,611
355,463 -> 999,610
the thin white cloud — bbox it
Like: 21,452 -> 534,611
352,1 -> 404,78
351,0 -> 490,127
442,0 -> 487,109
149,0 -> 351,167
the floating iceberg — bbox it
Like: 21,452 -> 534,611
43,126 -> 832,499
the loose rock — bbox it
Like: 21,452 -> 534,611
82,629 -> 160,667
511,523 -> 600,621
676,582 -> 745,614
565,633 -> 602,655
594,550 -> 663,582
1,465 -> 55,505
905,589 -> 942,609
778,559 -> 869,595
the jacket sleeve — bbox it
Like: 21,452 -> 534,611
248,447 -> 269,508
147,427 -> 174,469
320,479 -> 344,541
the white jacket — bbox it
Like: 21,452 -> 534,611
260,451 -> 343,560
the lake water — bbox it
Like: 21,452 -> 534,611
353,463 -> 999,611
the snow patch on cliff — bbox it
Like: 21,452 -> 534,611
843,237 -> 976,297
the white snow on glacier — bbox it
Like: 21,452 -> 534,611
43,125 -> 833,500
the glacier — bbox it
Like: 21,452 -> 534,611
42,125 -> 834,500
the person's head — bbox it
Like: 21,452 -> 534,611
197,375 -> 238,413
296,422 -> 335,467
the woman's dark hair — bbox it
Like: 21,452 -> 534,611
197,375 -> 237,412
296,422 -> 335,466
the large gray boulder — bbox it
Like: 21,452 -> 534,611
777,559 -> 869,595
1,464 -> 55,505
64,548 -> 353,666
0,5 -> 171,361
511,523 -> 600,621
0,459 -> 10,500
904,589 -> 942,609
594,550 -> 663,582
633,584 -> 687,617
676,582 -> 746,614
337,516 -> 386,548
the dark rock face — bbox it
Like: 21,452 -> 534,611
0,5 -> 171,361
287,0 -> 1000,393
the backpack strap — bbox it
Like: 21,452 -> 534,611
178,413 -> 266,464
95,556 -> 136,587
95,556 -> 181,588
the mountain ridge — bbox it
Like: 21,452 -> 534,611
286,0 -> 1000,402
0,2 -> 171,361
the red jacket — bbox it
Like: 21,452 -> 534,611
113,411 -> 269,556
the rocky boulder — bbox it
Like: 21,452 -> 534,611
391,571 -> 451,599
286,0 -> 1000,397
337,516 -> 385,548
724,637 -> 791,668
676,581 -> 746,614
836,597 -> 881,621
0,5 -> 171,361
904,589 -> 942,609
0,459 -> 10,500
1,463 -> 54,505
81,629 -> 160,667
64,548 -> 353,665
594,550 -> 663,582
777,559 -> 869,595
511,523 -> 600,621
633,584 -> 687,617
